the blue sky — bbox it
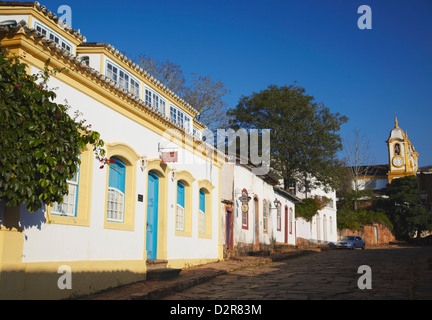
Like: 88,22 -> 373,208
40,0 -> 432,167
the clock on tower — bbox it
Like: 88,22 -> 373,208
386,116 -> 419,183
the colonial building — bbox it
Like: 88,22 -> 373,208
347,116 -> 420,193
0,1 -> 225,299
289,178 -> 338,244
386,116 -> 419,183
221,161 -> 299,256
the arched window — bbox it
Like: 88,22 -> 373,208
289,207 -> 294,234
394,143 -> 401,155
198,179 -> 214,239
48,145 -> 93,226
276,202 -> 281,231
329,216 -> 333,236
107,157 -> 126,222
174,171 -> 195,237
199,189 -> 206,234
80,56 -> 90,66
52,167 -> 79,217
176,181 -> 185,231
104,142 -> 140,231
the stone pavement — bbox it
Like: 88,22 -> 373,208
81,247 -> 317,300
81,244 -> 432,300
163,244 -> 432,300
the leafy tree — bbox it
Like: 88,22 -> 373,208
228,84 -> 348,193
374,176 -> 431,240
0,48 -> 107,213
336,188 -> 393,231
295,195 -> 331,221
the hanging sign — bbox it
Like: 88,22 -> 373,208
238,189 -> 251,213
161,151 -> 178,163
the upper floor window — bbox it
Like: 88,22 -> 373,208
145,87 -> 166,115
34,22 -> 72,53
170,104 -> 191,132
106,61 -> 140,97
80,56 -> 90,66
193,127 -> 202,140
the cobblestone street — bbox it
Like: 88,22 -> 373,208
161,245 -> 432,300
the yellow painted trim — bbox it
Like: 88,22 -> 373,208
175,170 -> 195,237
76,45 -> 198,118
46,144 -> 94,226
197,179 -> 215,239
0,227 -> 24,264
0,259 -> 146,300
103,142 -> 140,231
1,34 -> 224,167
0,6 -> 84,50
99,52 -> 105,76
146,159 -> 170,260
28,14 -> 32,30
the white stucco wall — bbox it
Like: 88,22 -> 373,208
292,178 -> 338,244
273,193 -> 296,245
17,67 -> 220,263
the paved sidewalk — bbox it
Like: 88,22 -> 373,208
81,248 -> 317,300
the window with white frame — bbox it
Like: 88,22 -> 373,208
130,78 -> 140,97
199,189 -> 206,234
277,203 -> 281,231
145,87 -> 166,115
263,200 -> 268,232
119,69 -> 129,91
176,182 -> 185,231
51,171 -> 79,217
106,61 -> 141,97
107,157 -> 126,222
170,104 -> 192,132
193,127 -> 202,140
184,117 -> 191,133
34,22 -> 72,53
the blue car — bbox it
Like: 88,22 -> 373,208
337,236 -> 365,250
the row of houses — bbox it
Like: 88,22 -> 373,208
0,1 -> 337,299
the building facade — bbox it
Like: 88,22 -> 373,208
0,2 -> 225,299
292,181 -> 338,244
386,116 -> 419,183
221,162 -> 299,256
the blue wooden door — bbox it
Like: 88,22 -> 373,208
146,172 -> 159,260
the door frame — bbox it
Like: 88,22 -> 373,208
146,171 -> 159,260
254,196 -> 259,249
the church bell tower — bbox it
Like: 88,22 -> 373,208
386,116 -> 419,183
